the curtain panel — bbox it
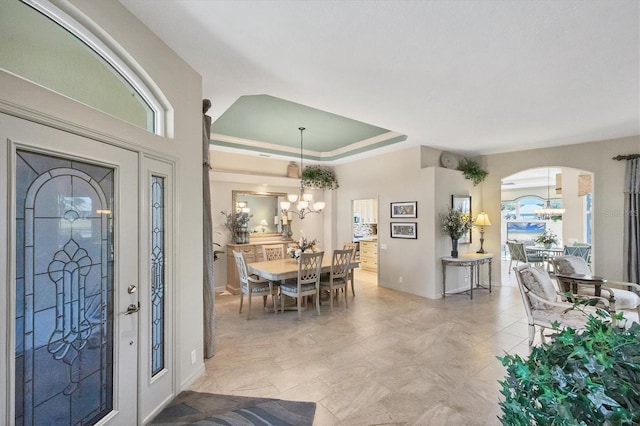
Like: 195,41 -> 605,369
203,101 -> 215,358
624,158 -> 640,284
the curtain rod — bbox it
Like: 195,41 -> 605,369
612,153 -> 640,160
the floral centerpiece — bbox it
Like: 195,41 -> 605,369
286,233 -> 318,258
221,210 -> 252,244
440,207 -> 472,257
534,229 -> 559,248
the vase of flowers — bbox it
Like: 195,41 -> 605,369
534,229 -> 559,249
286,234 -> 318,258
440,207 -> 472,258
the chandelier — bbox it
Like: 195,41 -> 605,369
534,168 -> 565,220
280,127 -> 325,220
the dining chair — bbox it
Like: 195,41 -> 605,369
233,251 -> 277,320
320,249 -> 352,310
563,245 -> 591,265
552,255 -> 640,327
506,241 -> 544,272
262,244 -> 285,261
343,242 -> 358,296
279,251 -> 324,320
513,263 -> 606,349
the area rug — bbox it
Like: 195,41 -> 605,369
150,390 -> 316,425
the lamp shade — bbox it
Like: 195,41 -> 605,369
474,212 -> 491,226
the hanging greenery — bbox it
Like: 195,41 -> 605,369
301,165 -> 339,190
457,158 -> 488,186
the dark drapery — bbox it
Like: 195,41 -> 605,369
203,99 -> 215,358
624,157 -> 640,284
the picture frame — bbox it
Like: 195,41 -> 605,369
451,194 -> 472,244
390,201 -> 417,218
390,222 -> 417,239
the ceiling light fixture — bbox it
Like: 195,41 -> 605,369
280,127 -> 325,220
534,168 -> 565,220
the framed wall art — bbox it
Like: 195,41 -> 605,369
390,201 -> 417,218
390,222 -> 417,239
451,194 -> 472,243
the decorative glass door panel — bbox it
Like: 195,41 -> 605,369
151,176 -> 165,376
15,149 -> 115,425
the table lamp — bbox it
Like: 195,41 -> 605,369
259,219 -> 268,233
474,212 -> 491,254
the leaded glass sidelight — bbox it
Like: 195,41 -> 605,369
15,149 -> 114,426
151,176 -> 165,376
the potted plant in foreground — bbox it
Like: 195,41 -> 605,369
498,310 -> 640,425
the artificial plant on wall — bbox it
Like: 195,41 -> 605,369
458,158 -> 488,185
301,165 -> 339,190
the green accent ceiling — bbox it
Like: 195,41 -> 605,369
210,95 -> 406,161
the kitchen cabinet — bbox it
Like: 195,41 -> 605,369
359,240 -> 378,272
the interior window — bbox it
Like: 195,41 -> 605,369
0,0 -> 166,134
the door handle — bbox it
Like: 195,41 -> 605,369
124,302 -> 140,315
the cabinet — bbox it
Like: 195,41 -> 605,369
359,240 -> 378,272
226,241 -> 290,294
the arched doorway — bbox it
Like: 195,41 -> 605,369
500,166 -> 593,281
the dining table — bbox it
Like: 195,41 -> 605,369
525,245 -> 564,271
247,255 -> 360,282
247,255 -> 360,312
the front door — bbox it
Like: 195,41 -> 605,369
3,113 -> 139,425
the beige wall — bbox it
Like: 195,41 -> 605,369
211,134 -> 638,296
334,146 -> 481,298
0,0 -> 205,399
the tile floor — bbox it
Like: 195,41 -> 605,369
190,260 -> 532,425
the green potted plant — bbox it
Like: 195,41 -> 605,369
221,210 -> 252,244
534,229 -> 559,248
457,158 -> 488,186
498,312 -> 640,425
301,165 -> 339,190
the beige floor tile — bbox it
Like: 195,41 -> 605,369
194,262 -> 530,424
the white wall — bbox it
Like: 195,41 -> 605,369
0,0 -> 205,401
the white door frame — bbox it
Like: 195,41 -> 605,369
0,113 -> 178,425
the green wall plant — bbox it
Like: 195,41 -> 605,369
301,165 -> 339,190
457,158 -> 488,185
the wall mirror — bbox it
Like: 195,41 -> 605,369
232,190 -> 287,237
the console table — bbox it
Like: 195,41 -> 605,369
441,253 -> 493,299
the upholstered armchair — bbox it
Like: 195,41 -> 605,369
513,263 -> 607,348
552,255 -> 640,327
